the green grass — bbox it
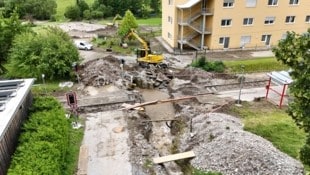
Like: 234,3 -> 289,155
63,121 -> 84,175
226,101 -> 306,160
31,81 -> 71,96
224,57 -> 288,73
136,17 -> 162,26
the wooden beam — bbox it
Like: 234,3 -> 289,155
140,119 -> 177,122
122,96 -> 196,110
77,145 -> 88,175
153,151 -> 195,164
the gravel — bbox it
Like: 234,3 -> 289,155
179,113 -> 304,175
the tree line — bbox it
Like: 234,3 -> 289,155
0,0 -> 161,21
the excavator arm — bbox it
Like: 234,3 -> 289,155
123,29 -> 149,51
122,29 -> 164,65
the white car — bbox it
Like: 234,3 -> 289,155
75,41 -> 93,50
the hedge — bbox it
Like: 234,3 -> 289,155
8,96 -> 70,175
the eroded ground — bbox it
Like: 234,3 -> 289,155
53,22 -> 301,175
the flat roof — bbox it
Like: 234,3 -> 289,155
0,79 -> 34,140
267,71 -> 293,85
177,0 -> 200,8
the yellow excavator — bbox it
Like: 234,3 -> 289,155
122,29 -> 165,67
106,14 -> 122,27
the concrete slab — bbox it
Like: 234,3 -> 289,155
83,111 -> 132,175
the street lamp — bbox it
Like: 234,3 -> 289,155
42,74 -> 47,94
237,65 -> 245,106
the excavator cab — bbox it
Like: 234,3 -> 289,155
123,29 -> 164,65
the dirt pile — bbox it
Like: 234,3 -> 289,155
78,55 -> 174,89
79,56 -> 122,86
178,112 -> 304,175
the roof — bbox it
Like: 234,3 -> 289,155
177,0 -> 201,8
0,79 -> 34,139
267,71 -> 293,85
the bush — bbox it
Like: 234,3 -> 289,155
64,5 -> 81,20
83,10 -> 92,20
91,10 -> 104,19
300,136 -> 310,165
8,96 -> 69,174
192,56 -> 225,73
5,26 -> 79,80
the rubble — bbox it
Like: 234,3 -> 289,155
78,55 -> 174,89
178,113 -> 304,175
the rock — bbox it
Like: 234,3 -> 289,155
113,126 -> 125,133
179,113 -> 304,175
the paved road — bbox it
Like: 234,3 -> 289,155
217,85 -> 288,106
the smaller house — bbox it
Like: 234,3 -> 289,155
0,79 -> 34,174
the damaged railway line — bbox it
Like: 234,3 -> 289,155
60,53 -> 305,175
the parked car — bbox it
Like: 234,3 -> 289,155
75,41 -> 93,50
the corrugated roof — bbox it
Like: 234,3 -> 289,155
267,71 -> 293,85
0,79 -> 34,139
177,0 -> 201,8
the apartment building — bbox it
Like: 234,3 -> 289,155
162,0 -> 310,51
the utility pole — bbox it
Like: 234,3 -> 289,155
237,65 -> 245,106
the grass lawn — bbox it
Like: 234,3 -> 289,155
136,17 -> 162,26
224,57 -> 288,73
224,100 -> 306,161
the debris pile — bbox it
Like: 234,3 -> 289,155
79,56 -> 122,86
178,113 -> 304,175
79,55 -> 174,89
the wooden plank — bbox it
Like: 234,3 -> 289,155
153,151 -> 195,164
141,119 -> 177,122
77,145 -> 88,175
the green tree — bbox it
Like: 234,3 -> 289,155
64,5 -> 81,20
150,0 -> 160,14
117,9 -> 138,37
77,0 -> 89,18
0,11 -> 27,75
272,29 -> 310,165
4,0 -> 56,20
5,26 -> 79,80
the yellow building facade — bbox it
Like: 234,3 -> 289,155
162,0 -> 310,51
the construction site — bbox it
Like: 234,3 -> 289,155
55,22 -> 304,175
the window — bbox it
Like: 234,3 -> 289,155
243,18 -> 254,25
221,19 -> 232,26
261,34 -> 271,42
168,0 -> 173,5
219,37 -> 224,44
223,2 -> 234,7
168,32 -> 172,39
268,0 -> 278,6
264,16 -> 275,24
240,36 -> 251,47
306,16 -> 310,23
285,16 -> 295,23
289,0 -> 299,5
281,33 -> 287,40
168,16 -> 172,24
246,0 -> 257,7
223,0 -> 234,7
